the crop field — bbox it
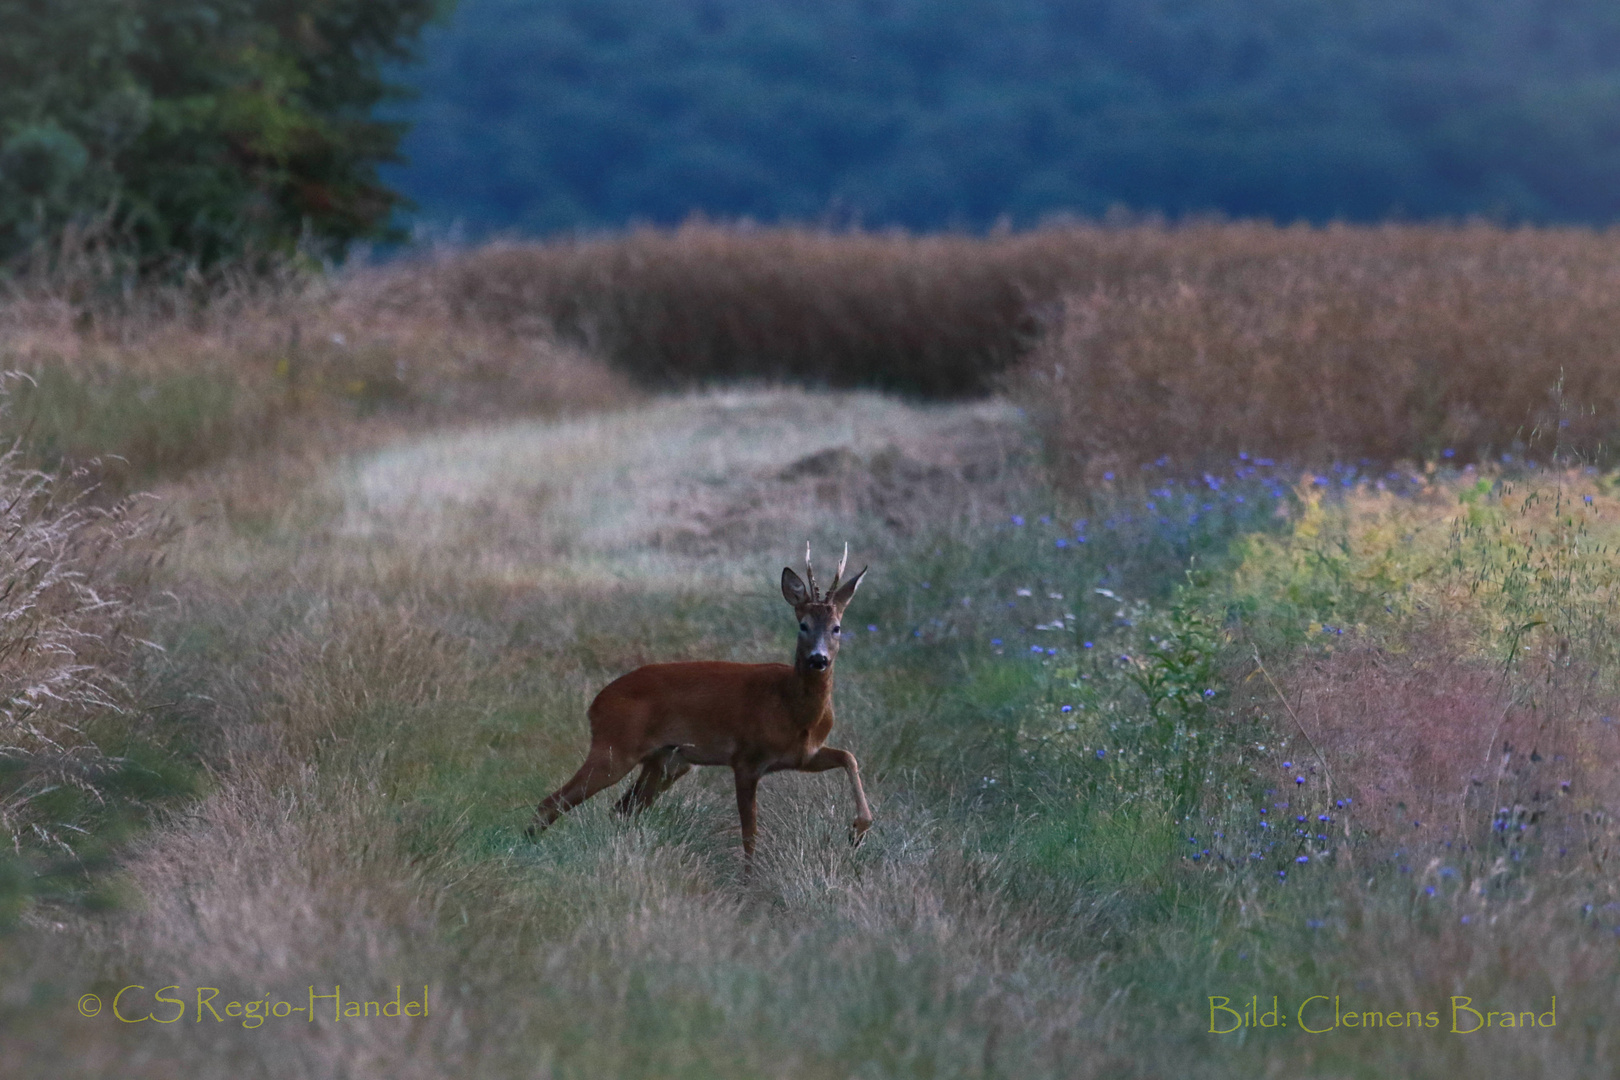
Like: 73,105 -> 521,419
2,224 -> 1620,1077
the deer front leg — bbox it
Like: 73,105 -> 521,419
800,746 -> 873,846
733,766 -> 762,868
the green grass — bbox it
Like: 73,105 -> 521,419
6,393 -> 1617,1078
0,730 -> 206,930
4,362 -> 241,478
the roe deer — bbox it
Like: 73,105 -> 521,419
528,544 -> 872,863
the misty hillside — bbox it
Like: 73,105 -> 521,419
390,0 -> 1620,234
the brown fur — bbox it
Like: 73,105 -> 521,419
528,555 -> 872,864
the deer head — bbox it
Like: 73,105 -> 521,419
781,542 -> 867,672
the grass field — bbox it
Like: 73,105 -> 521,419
3,225 -> 1620,1077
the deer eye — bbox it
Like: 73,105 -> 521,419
833,625 -> 841,635
799,621 -> 809,632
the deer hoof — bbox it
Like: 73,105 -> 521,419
850,818 -> 872,847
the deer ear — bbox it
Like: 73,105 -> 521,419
830,566 -> 867,610
782,567 -> 810,607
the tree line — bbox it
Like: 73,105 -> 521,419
394,0 -> 1620,235
6,0 -> 1620,269
0,0 -> 441,269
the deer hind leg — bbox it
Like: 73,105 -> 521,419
799,746 -> 873,846
527,745 -> 636,838
614,746 -> 693,817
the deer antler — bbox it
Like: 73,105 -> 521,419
830,542 -> 849,594
805,541 -> 820,601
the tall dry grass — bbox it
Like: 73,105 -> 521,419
0,448 -> 159,847
351,222 -> 1620,470
373,224 -> 1153,396
12,222 -> 1620,477
0,245 -> 633,484
1016,224 -> 1620,473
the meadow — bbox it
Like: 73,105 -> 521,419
2,223 -> 1620,1077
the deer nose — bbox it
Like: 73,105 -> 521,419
807,653 -> 829,670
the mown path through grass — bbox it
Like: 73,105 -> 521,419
6,390 -> 1616,1079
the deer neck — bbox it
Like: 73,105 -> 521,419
789,658 -> 835,723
